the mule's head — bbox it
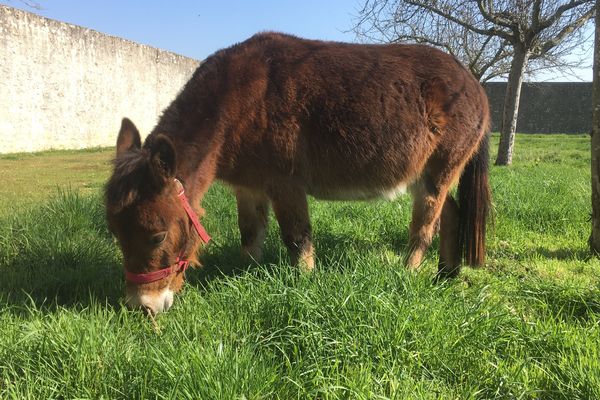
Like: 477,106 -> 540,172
105,118 -> 207,314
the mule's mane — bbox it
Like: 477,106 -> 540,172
105,150 -> 157,213
151,52 -> 224,141
106,51 -> 229,214
149,32 -> 288,141
106,48 -> 236,213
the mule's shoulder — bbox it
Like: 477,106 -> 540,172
232,31 -> 307,52
246,31 -> 301,43
241,31 -> 355,52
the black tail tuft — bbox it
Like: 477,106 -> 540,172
458,134 -> 491,266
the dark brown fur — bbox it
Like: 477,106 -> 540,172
105,32 -> 491,312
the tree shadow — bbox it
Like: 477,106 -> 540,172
188,226 -> 413,288
500,245 -> 594,263
0,191 -> 125,316
186,242 -> 271,288
519,282 -> 600,323
0,248 -> 123,316
530,246 -> 593,261
315,228 -> 407,255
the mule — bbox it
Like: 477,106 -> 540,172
105,32 -> 491,314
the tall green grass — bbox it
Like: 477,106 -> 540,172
0,134 -> 599,399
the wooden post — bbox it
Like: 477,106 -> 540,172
590,0 -> 600,254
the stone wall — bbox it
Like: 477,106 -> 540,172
0,5 -> 593,153
484,82 -> 592,134
0,5 -> 199,153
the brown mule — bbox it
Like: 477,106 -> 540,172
105,32 -> 491,314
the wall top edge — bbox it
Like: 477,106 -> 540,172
0,4 -> 200,63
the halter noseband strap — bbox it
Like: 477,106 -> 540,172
125,253 -> 190,285
125,179 -> 211,284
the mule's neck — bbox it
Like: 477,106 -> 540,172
146,57 -> 223,204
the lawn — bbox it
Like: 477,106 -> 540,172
0,134 -> 599,399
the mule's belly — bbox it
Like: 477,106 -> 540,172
308,181 -> 409,201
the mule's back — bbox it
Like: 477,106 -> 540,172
206,33 -> 489,199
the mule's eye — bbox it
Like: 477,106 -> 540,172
151,231 -> 168,245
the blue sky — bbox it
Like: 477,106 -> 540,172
2,0 -> 359,59
1,0 -> 593,81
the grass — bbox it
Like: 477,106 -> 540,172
1,134 -> 599,399
0,147 -> 112,215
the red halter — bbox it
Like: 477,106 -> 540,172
125,179 -> 211,284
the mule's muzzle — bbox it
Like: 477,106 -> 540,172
125,287 -> 174,315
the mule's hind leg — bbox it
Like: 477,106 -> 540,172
269,186 -> 314,272
236,187 -> 270,261
406,177 -> 449,269
437,195 -> 461,279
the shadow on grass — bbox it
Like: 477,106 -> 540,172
518,281 -> 600,323
187,243 -> 267,288
0,187 -> 418,316
490,246 -> 594,262
531,246 -> 593,261
0,251 -> 123,315
492,245 -> 595,264
315,228 -> 410,260
188,226 -> 413,289
0,191 -> 124,314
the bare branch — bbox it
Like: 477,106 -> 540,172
476,0 -> 517,30
5,0 -> 43,9
531,0 -> 543,31
403,0 -> 513,39
352,0 -> 594,83
536,0 -> 595,33
535,6 -> 595,55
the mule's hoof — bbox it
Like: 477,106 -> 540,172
434,265 -> 460,282
403,257 -> 423,272
292,243 -> 314,273
298,256 -> 315,273
241,246 -> 263,263
405,248 -> 425,271
406,262 -> 422,272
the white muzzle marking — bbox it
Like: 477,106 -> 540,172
126,287 -> 174,314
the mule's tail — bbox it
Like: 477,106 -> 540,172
458,133 -> 491,266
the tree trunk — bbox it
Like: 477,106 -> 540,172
590,0 -> 600,255
495,45 -> 530,166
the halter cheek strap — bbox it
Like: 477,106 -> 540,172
176,182 -> 211,244
125,179 -> 211,284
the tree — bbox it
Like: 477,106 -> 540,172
354,1 -> 595,165
353,1 -> 513,82
591,0 -> 600,254
7,0 -> 42,9
481,1 -> 595,165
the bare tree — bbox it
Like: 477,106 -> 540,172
591,0 -> 600,254
6,0 -> 42,10
480,1 -> 595,165
353,1 -> 513,82
353,1 -> 595,165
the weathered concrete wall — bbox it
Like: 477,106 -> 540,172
0,5 -> 592,153
0,5 -> 199,153
485,82 -> 592,134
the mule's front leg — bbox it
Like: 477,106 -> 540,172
269,187 -> 314,272
236,187 -> 270,261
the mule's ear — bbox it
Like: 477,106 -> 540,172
150,134 -> 177,184
116,118 -> 142,155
